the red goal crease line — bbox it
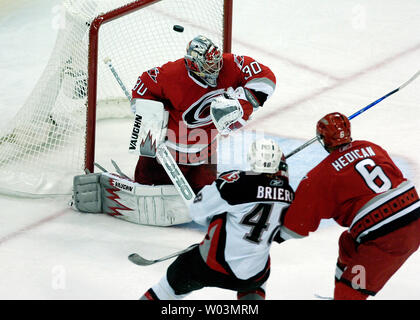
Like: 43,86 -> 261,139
0,209 -> 68,246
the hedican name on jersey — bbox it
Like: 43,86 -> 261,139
332,146 -> 376,172
129,114 -> 142,150
257,186 -> 293,202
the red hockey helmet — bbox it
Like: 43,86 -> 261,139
316,112 -> 351,151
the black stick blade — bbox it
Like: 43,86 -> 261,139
128,253 -> 156,266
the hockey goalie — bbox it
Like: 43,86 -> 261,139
72,35 -> 276,227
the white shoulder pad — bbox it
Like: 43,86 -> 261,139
128,99 -> 169,157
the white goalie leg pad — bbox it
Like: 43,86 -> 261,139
100,173 -> 191,226
72,173 -> 102,213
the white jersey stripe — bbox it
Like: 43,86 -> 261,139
350,180 -> 414,229
356,200 -> 420,243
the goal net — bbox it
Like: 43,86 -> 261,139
0,0 -> 232,197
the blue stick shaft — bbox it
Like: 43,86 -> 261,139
285,70 -> 420,159
348,88 -> 398,120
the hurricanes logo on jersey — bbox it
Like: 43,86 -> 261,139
182,89 -> 225,128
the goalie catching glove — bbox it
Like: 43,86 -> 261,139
72,171 -> 192,226
210,87 -> 250,135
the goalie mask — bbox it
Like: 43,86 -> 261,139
316,112 -> 352,152
247,139 -> 288,177
184,35 -> 223,87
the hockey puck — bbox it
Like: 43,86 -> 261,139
173,25 -> 184,32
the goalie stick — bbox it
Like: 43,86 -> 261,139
285,70 -> 420,159
128,244 -> 198,266
103,57 -> 195,206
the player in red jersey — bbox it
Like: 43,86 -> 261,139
71,35 -> 276,227
275,112 -> 420,299
131,35 -> 276,193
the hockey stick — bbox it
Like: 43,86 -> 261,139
285,70 -> 420,159
104,57 -> 196,206
103,58 -> 132,101
128,244 -> 198,266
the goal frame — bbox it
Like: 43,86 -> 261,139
85,0 -> 233,172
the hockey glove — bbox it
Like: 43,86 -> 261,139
210,87 -> 245,135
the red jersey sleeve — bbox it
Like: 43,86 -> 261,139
282,163 -> 336,237
131,66 -> 166,102
221,54 -> 276,126
231,54 -> 276,107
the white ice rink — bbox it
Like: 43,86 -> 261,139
0,0 -> 420,300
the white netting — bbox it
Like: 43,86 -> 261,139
0,0 -> 227,196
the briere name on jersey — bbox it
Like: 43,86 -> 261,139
216,170 -> 294,205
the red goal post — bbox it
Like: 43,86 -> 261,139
0,0 -> 233,197
85,0 -> 233,173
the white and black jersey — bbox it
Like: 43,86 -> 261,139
189,170 -> 294,280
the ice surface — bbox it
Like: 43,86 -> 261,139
0,0 -> 419,300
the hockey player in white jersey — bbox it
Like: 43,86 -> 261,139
140,139 -> 294,300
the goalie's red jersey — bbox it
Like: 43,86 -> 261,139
281,140 -> 420,244
131,53 -> 276,165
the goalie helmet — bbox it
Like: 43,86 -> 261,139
247,139 -> 288,177
184,35 -> 223,87
316,112 -> 351,151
